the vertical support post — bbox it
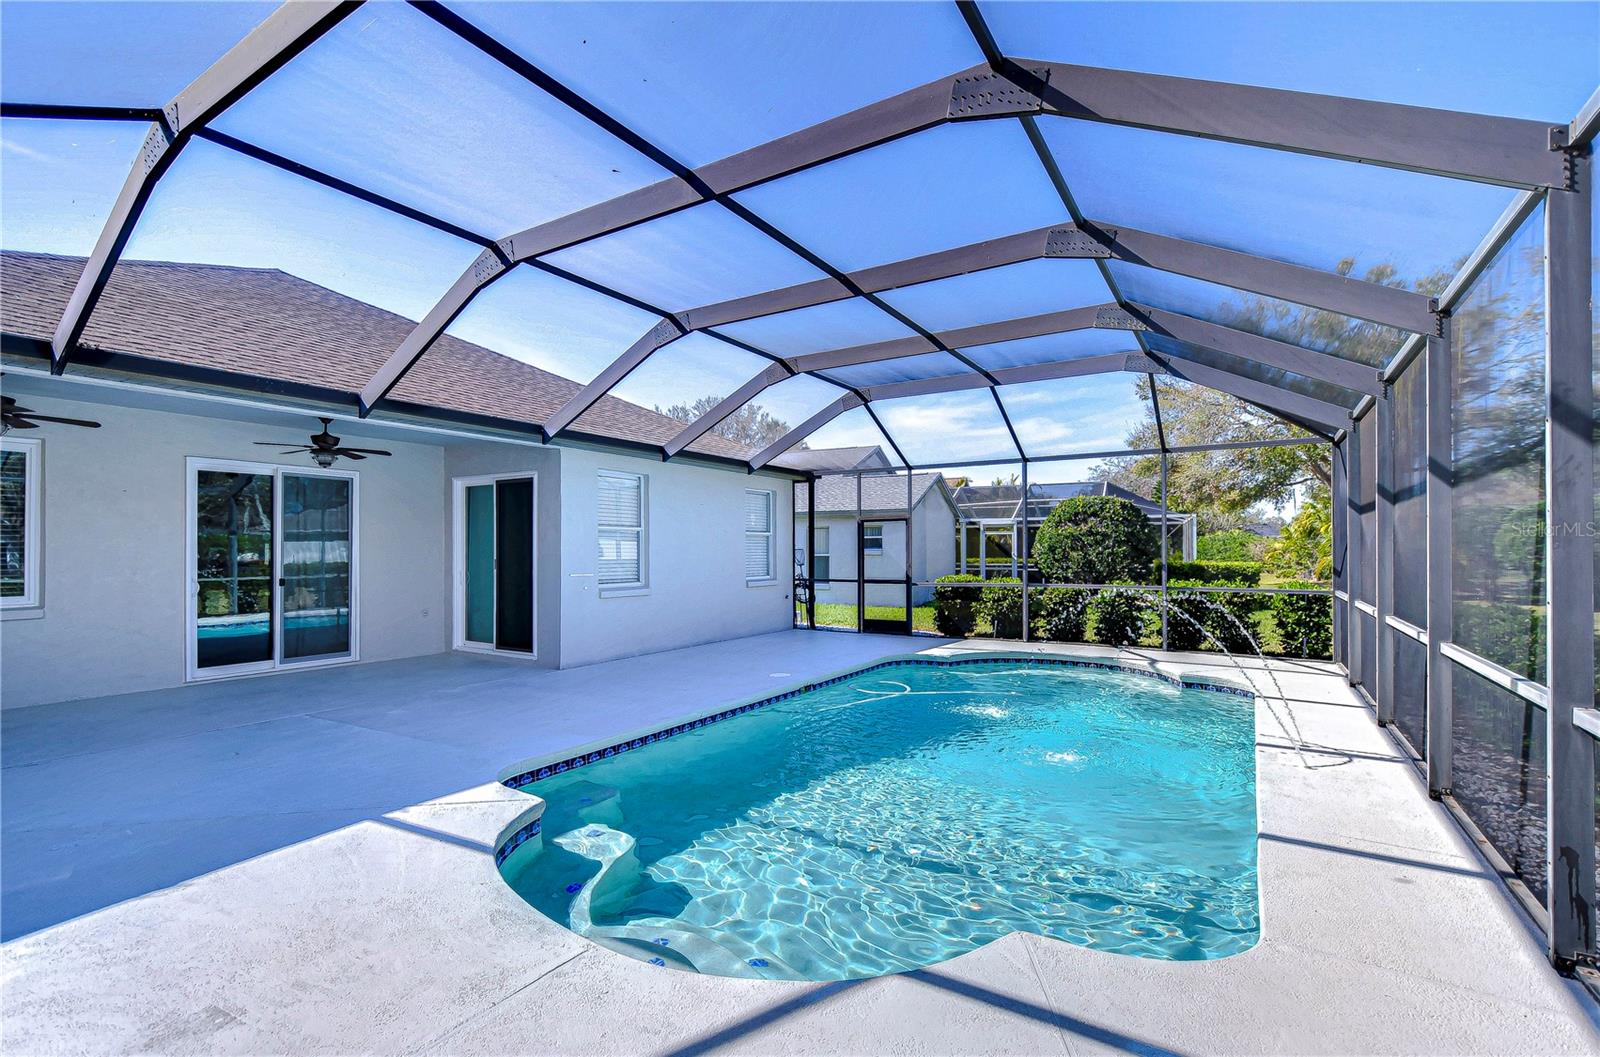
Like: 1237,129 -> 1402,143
1346,419 -> 1365,688
1424,332 -> 1454,799
906,467 -> 914,636
1376,389 -> 1397,724
1020,460 -> 1030,642
806,474 -> 817,631
1543,153 -> 1596,968
856,471 -> 865,634
1160,453 -> 1170,651
1332,441 -> 1347,668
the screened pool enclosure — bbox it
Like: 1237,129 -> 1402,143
1,0 -> 1596,974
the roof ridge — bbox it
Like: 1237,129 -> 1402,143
0,249 -> 756,459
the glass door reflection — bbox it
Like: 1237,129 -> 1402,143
280,473 -> 353,663
194,470 -> 275,671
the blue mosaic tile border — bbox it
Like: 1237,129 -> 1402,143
499,654 -> 1254,793
494,815 -> 542,867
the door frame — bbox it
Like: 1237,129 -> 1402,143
184,456 -> 360,683
451,472 -> 538,659
857,515 -> 912,635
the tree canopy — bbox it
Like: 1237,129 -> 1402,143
657,395 -> 795,449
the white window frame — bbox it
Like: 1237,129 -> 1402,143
862,522 -> 884,555
0,436 -> 42,613
813,524 -> 831,591
597,469 -> 648,595
745,488 -> 776,586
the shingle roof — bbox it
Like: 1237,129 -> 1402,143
773,445 -> 891,473
950,480 -> 1164,520
0,251 -> 752,460
797,472 -> 947,515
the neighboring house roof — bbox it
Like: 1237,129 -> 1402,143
1242,521 -> 1284,538
795,471 -> 952,516
773,445 -> 891,473
0,251 -> 752,460
951,480 -> 1170,521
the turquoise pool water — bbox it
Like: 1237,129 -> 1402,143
499,658 -> 1259,980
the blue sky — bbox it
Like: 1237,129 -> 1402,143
2,0 -> 1594,473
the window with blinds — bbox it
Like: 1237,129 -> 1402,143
0,438 -> 40,608
597,470 -> 646,589
744,489 -> 774,583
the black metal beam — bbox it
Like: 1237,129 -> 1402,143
49,1 -> 362,374
1127,303 -> 1384,397
1149,353 -> 1350,431
1025,61 -> 1568,189
0,103 -> 165,122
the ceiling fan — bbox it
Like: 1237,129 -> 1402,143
255,417 -> 391,468
0,391 -> 102,434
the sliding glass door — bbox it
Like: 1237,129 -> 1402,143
194,469 -> 276,672
456,474 -> 537,656
189,460 -> 357,679
280,473 -> 353,663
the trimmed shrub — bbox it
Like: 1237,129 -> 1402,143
1088,585 -> 1149,646
1032,496 -> 1160,586
977,577 -> 1024,639
1163,579 -> 1260,653
1163,580 -> 1213,651
1158,560 -> 1264,587
1196,529 -> 1264,562
932,574 -> 984,637
1453,602 -> 1547,680
1269,582 -> 1334,659
1034,587 -> 1092,643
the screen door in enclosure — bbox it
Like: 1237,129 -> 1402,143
859,517 -> 911,635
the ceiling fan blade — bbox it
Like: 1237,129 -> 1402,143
254,441 -> 302,447
339,447 -> 392,456
18,414 -> 100,428
3,418 -> 40,429
278,447 -> 314,454
335,450 -> 367,461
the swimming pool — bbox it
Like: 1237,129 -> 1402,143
496,655 -> 1259,980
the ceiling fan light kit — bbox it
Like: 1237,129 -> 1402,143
253,418 -> 393,467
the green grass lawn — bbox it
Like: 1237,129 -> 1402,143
797,602 -> 939,633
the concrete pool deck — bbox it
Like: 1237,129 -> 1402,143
3,633 -> 1597,1055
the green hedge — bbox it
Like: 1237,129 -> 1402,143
932,574 -> 985,637
1157,560 -> 1264,587
1163,579 -> 1259,653
977,577 -> 1025,639
1269,583 -> 1333,659
1453,602 -> 1547,681
1088,585 -> 1149,646
1033,587 -> 1093,643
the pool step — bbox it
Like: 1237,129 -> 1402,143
552,823 -> 796,979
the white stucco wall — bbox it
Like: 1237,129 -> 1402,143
0,394 -> 452,709
913,493 -> 959,603
556,447 -> 795,668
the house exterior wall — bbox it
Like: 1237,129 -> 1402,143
913,495 -> 959,602
0,394 -> 452,709
555,446 -> 795,669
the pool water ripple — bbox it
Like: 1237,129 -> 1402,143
500,661 -> 1258,980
